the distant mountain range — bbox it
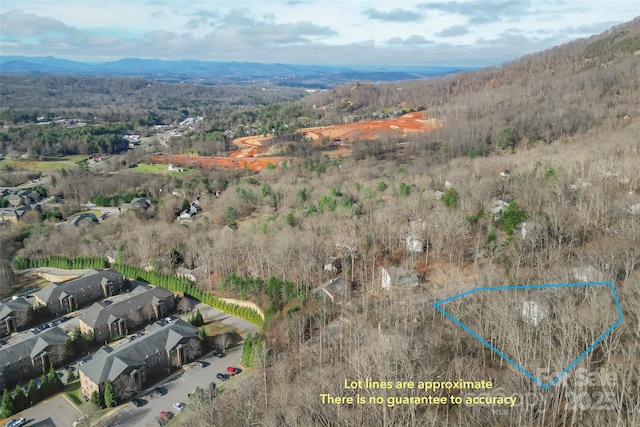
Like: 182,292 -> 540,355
0,56 -> 477,87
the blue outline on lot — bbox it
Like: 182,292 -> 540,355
433,282 -> 623,389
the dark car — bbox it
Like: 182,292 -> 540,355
131,398 -> 145,407
217,352 -> 225,358
154,387 -> 167,396
216,373 -> 229,381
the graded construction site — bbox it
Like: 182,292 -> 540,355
152,112 -> 441,171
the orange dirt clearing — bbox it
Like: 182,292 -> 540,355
152,154 -> 282,172
299,112 -> 441,144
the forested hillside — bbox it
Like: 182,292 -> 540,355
305,17 -> 640,159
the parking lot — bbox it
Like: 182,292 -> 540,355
102,346 -> 243,427
5,300 -> 257,427
14,395 -> 82,427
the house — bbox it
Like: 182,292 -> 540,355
68,213 -> 98,227
168,164 -> 185,172
79,319 -> 200,402
177,204 -> 198,223
519,222 -> 544,240
570,178 -> 592,190
6,194 -> 23,207
33,269 -> 126,316
0,327 -> 71,389
0,297 -> 32,335
121,198 -> 151,211
572,266 -> 603,282
380,267 -> 419,290
313,277 -> 349,303
406,219 -> 426,253
491,200 -> 510,220
323,258 -> 342,274
78,286 -> 175,342
522,301 -> 545,326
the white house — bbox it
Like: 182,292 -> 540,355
491,200 -> 510,220
572,266 -> 603,282
522,301 -> 545,326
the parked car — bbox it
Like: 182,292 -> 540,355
173,402 -> 185,412
216,373 -> 229,381
154,387 -> 167,396
226,366 -> 240,375
73,415 -> 89,427
153,416 -> 166,426
217,352 -> 225,358
160,411 -> 173,421
131,398 -> 145,407
5,418 -> 26,427
195,360 -> 206,368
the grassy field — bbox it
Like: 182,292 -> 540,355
124,163 -> 196,176
0,154 -> 87,172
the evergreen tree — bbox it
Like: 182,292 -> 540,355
104,380 -> 116,407
26,379 -> 39,405
67,367 -> 76,383
90,391 -> 103,408
12,385 -> 28,413
0,389 -> 13,418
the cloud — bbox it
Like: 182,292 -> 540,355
436,25 -> 469,37
0,9 -> 77,37
419,1 -> 531,24
363,8 -> 424,23
404,35 -> 433,45
386,35 -> 433,46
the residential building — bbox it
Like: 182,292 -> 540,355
121,198 -> 151,211
313,277 -> 349,303
78,286 -> 175,342
79,319 -> 200,402
67,213 -> 98,227
380,267 -> 419,290
0,327 -> 70,389
0,297 -> 32,335
33,269 -> 126,316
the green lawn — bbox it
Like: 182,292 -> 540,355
65,381 -> 84,407
124,163 -> 195,176
0,155 -> 87,172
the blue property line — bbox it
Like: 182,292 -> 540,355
433,282 -> 623,389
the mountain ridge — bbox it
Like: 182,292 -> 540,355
0,55 -> 476,86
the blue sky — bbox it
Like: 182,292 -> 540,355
0,1 -> 638,66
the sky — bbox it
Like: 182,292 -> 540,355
0,0 -> 638,67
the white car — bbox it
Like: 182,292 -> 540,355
6,418 -> 26,427
173,402 -> 185,412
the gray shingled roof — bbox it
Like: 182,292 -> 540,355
0,297 -> 32,320
34,269 -> 123,305
0,327 -> 69,367
79,319 -> 197,385
79,286 -> 174,329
